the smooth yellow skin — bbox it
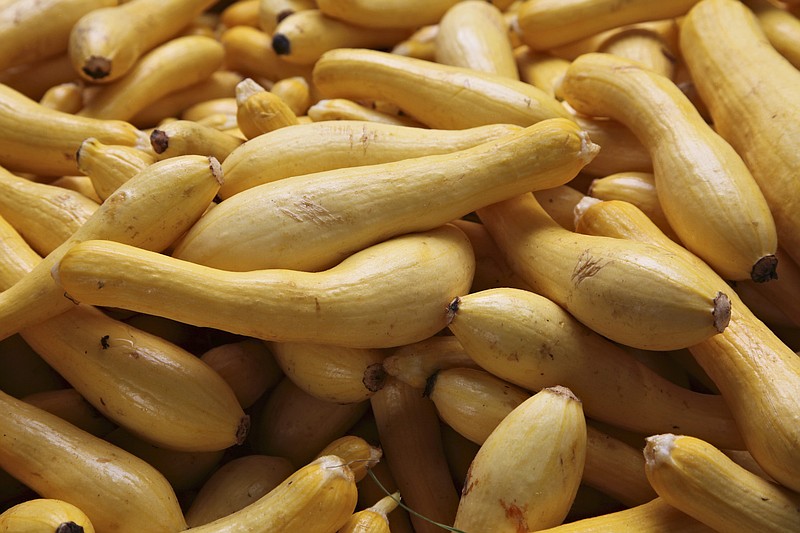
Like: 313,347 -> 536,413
185,455 -> 294,527
221,121 -> 522,199
185,456 -> 358,533
151,119 -> 243,162
235,79 -> 300,138
257,0 -> 316,33
370,377 -> 459,533
0,205 -> 248,453
598,27 -> 677,79
589,171 -> 679,241
0,390 -> 187,533
428,367 -> 657,507
516,0 -> 698,50
454,386 -> 586,533
645,434 -> 800,532
0,155 -> 221,342
746,0 -> 800,69
316,0 -> 460,28
516,48 -> 570,97
218,26 -> 313,82
78,35 -> 225,121
435,1 -> 519,79
270,76 -> 311,116
129,70 -> 243,129
391,33 -> 438,61
315,436 -> 381,483
177,118 -> 595,272
56,225 -> 475,349
0,165 -> 99,255
575,199 -> 800,492
182,97 -> 237,123
76,138 -> 155,201
268,341 -> 387,404
0,498 -> 96,533
558,52 -> 777,282
272,10 -> 410,65
0,0 -> 116,71
307,99 -> 426,127
0,83 -> 144,176
586,178 -> 800,325
447,288 -> 742,449
39,81 -> 84,114
21,306 -> 248,452
220,0 -> 259,27
532,497 -> 713,532
680,0 -> 800,269
533,185 -> 587,231
313,48 -> 571,129
478,193 -> 731,350
68,0 -> 217,82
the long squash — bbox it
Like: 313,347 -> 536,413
0,390 -> 187,533
174,118 -> 596,272
54,225 -> 475,349
679,0 -> 800,268
477,193 -> 731,351
557,52 -> 777,282
0,155 -> 221,342
574,199 -> 800,492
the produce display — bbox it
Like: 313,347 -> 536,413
0,0 -> 799,532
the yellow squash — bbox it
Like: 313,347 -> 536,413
185,454 -> 294,527
516,0 -> 698,50
312,48 -> 571,129
477,193 -> 731,351
0,165 -> 99,256
219,121 -> 522,199
316,0 -> 460,28
557,52 -> 777,282
268,342 -> 387,404
0,210 -> 249,453
680,0 -> 800,269
0,0 -> 116,71
68,0 -> 217,82
644,434 -> 800,532
76,138 -> 155,201
271,9 -> 410,65
435,1 -> 518,79
0,498 -> 96,533
370,377 -> 459,533
453,386 -> 587,533
574,199 -> 800,492
77,35 -> 225,121
55,225 -> 474,349
183,455 -> 358,533
0,155 -> 221,341
532,497 -> 713,532
447,288 -> 743,449
0,83 -> 144,176
175,118 -> 595,272
0,390 -> 187,533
